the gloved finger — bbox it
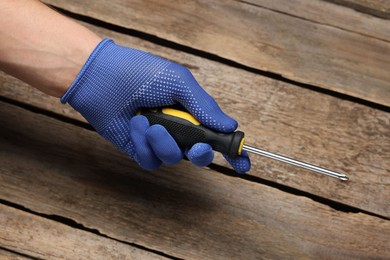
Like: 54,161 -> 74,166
145,124 -> 183,165
223,150 -> 251,174
185,143 -> 214,167
191,93 -> 238,133
167,63 -> 237,133
130,115 -> 162,170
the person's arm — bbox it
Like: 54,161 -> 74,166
0,0 -> 250,173
0,0 -> 101,97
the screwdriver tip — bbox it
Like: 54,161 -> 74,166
243,145 -> 350,181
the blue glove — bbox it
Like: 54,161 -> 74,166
61,38 -> 250,173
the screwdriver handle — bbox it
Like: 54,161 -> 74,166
140,107 -> 245,158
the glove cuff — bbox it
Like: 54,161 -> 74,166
61,38 -> 113,104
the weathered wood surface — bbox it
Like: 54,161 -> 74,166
325,0 -> 390,19
2,20 -> 390,217
0,204 -> 165,260
0,248 -> 28,260
245,0 -> 390,40
1,101 -> 389,259
44,0 -> 390,106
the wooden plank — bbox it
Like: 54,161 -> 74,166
325,0 -> 390,19
44,0 -> 390,106
0,248 -> 29,260
244,0 -> 390,40
1,21 -> 389,217
1,101 -> 389,259
0,204 -> 166,260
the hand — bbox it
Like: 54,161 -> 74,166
61,39 -> 250,173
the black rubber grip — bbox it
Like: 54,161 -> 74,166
141,109 -> 244,158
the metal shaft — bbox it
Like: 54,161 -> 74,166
243,145 -> 349,181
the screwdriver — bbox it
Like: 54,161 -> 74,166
140,107 -> 349,181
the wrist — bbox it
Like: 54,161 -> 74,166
61,38 -> 113,104
0,0 -> 102,98
54,34 -> 102,98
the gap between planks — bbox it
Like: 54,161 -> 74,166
0,16 -> 390,217
236,0 -> 390,42
324,0 -> 390,19
0,199 -> 171,259
1,18 -> 389,217
50,5 -> 390,113
44,0 -> 390,106
1,96 -> 388,222
0,246 -> 36,260
1,101 -> 389,259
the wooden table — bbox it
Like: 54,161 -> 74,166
1,1 -> 389,259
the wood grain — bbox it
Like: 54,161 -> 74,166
0,248 -> 29,260
325,0 -> 390,19
1,101 -> 389,259
44,0 -> 390,106
0,204 -> 166,260
2,21 -> 389,217
244,0 -> 390,41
